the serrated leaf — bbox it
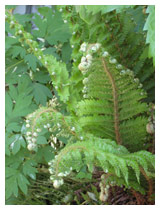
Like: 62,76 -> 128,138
10,46 -> 26,58
24,54 -> 38,71
32,83 -> 52,105
32,13 -> 47,37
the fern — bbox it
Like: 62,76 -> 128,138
77,46 -> 148,151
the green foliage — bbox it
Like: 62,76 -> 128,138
5,5 -> 155,205
143,6 -> 155,65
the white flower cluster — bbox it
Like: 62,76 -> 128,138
25,119 -> 42,151
48,158 -> 73,188
78,54 -> 93,74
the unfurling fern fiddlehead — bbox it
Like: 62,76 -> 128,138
5,9 -> 154,197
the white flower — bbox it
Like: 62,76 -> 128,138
26,119 -> 30,123
80,136 -> 84,140
134,78 -> 139,83
26,136 -> 31,140
71,127 -> 75,131
26,124 -> 30,128
81,56 -> 87,63
53,180 -> 62,188
80,43 -> 87,52
27,143 -> 36,151
26,131 -> 31,136
59,8 -> 63,12
49,128 -> 53,132
37,128 -> 41,132
83,78 -> 88,85
102,51 -> 109,57
49,168 -> 54,174
10,21 -> 14,25
55,86 -> 58,90
120,70 -> 126,75
70,167 -> 73,171
33,132 -> 38,137
86,54 -> 92,61
32,138 -> 37,143
47,123 -> 51,128
64,20 -> 67,23
35,48 -> 38,51
138,84 -> 143,88
38,56 -> 42,59
95,43 -> 101,50
72,31 -> 76,35
116,64 -> 123,69
83,94 -> 88,98
109,58 -> 117,64
91,46 -> 97,52
45,61 -> 48,65
71,45 -> 74,48
52,72 -> 55,75
57,123 -> 61,128
58,172 -> 64,177
18,30 -> 22,34
53,137 -> 57,144
44,125 -> 48,129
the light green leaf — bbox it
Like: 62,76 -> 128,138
17,173 -> 29,195
143,5 -> 155,65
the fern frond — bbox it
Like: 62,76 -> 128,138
77,47 -> 148,151
49,137 -> 154,193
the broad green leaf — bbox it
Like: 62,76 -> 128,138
37,136 -> 48,144
32,83 -> 52,105
17,173 -> 29,195
143,5 -> 155,65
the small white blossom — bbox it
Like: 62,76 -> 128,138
26,124 -> 30,128
26,136 -> 31,140
71,45 -> 74,48
138,84 -> 143,88
26,132 -> 31,136
116,64 -> 123,69
37,128 -> 41,132
86,54 -> 92,61
81,56 -> 87,63
109,58 -> 117,64
18,30 -> 22,34
80,43 -> 87,52
27,143 -> 36,151
33,132 -> 38,137
26,119 -> 30,123
47,123 -> 51,128
102,51 -> 109,57
95,43 -> 101,50
72,31 -> 76,35
58,172 -> 64,177
55,86 -> 58,90
91,46 -> 97,52
35,48 -> 38,51
83,78 -> 88,85
38,56 -> 42,59
44,125 -> 48,129
45,61 -> 48,65
10,20 -> 14,25
52,72 -> 55,75
59,8 -> 63,12
71,127 -> 75,131
80,136 -> 84,140
64,20 -> 67,23
134,78 -> 139,83
32,138 -> 37,143
57,123 -> 61,128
